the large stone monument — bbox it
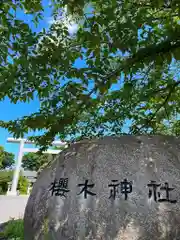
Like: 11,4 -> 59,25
24,136 -> 180,240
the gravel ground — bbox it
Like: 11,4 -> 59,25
0,196 -> 29,224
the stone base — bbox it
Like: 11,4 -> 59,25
6,191 -> 18,196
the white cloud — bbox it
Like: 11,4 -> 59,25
47,6 -> 78,35
47,17 -> 55,25
47,17 -> 78,35
67,22 -> 78,34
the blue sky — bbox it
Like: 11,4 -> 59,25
0,1 -> 94,159
0,0 -> 51,158
0,97 -> 40,158
0,1 -> 126,160
1,0 -> 178,162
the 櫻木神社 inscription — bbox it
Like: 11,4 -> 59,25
49,177 -> 177,203
24,136 -> 180,240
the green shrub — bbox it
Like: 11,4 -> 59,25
0,170 -> 13,182
0,218 -> 24,239
0,170 -> 29,195
0,181 -> 8,194
18,175 -> 29,195
0,170 -> 13,195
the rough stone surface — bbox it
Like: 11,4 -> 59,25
24,136 -> 180,240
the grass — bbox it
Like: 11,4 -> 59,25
0,217 -> 50,239
0,218 -> 24,240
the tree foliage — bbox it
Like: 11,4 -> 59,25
0,170 -> 13,183
0,146 -> 15,169
17,175 -> 29,195
0,0 -> 180,150
0,170 -> 28,194
22,152 -> 51,171
22,145 -> 66,171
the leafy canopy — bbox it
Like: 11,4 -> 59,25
0,146 -> 15,169
0,0 -> 180,150
22,145 -> 66,171
22,152 -> 51,171
0,170 -> 28,195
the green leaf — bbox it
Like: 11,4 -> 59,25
166,52 -> 172,64
0,0 -> 180,149
173,48 -> 180,60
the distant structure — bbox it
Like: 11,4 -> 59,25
6,170 -> 37,195
22,170 -> 37,181
6,138 -> 67,196
22,170 -> 37,195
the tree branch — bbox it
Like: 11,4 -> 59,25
99,31 -> 180,88
132,80 -> 180,134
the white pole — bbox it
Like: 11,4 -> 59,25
7,139 -> 25,196
6,137 -> 67,196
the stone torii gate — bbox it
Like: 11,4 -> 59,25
6,137 -> 67,196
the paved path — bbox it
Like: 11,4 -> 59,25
0,196 -> 29,224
